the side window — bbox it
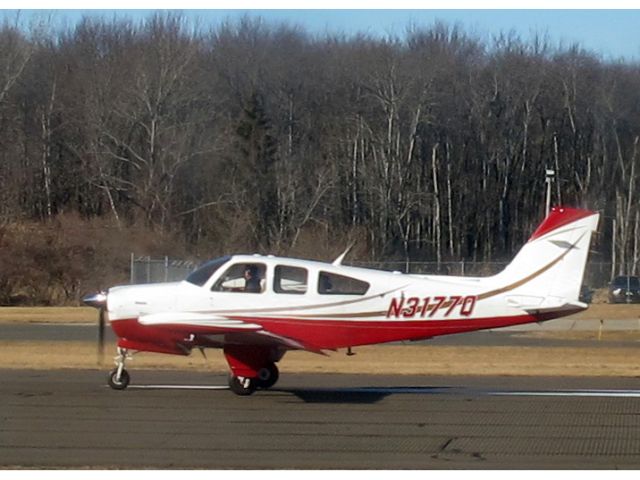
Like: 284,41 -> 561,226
274,266 -> 308,294
212,263 -> 266,293
318,271 -> 369,295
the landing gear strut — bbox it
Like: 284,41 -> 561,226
108,347 -> 131,390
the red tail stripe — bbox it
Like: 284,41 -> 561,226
528,206 -> 595,242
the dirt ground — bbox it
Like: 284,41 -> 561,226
568,302 -> 640,320
0,307 -> 96,324
1,340 -> 639,377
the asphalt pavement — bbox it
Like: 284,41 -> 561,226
1,369 -> 640,469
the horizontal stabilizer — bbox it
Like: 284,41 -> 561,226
523,300 -> 587,315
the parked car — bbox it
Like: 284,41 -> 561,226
608,275 -> 640,303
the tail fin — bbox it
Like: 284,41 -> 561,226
490,207 -> 599,311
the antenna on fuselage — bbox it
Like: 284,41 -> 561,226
332,242 -> 355,266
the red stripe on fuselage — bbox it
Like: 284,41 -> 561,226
109,308 -> 581,352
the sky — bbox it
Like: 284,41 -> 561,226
3,3 -> 640,62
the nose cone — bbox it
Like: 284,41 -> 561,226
82,291 -> 107,309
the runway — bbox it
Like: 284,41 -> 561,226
2,369 -> 640,469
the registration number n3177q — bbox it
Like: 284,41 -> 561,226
386,295 -> 477,318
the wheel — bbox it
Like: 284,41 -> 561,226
228,374 -> 257,396
256,363 -> 279,390
108,368 -> 130,390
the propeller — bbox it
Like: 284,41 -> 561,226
82,291 -> 108,362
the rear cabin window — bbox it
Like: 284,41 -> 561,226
318,271 -> 369,295
274,266 -> 308,294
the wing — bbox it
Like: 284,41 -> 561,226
138,311 -> 328,355
139,312 -> 262,330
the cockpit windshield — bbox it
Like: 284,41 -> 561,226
185,256 -> 231,287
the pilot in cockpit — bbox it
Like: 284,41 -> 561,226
243,265 -> 262,293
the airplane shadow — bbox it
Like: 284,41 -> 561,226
276,386 -> 458,404
125,384 -> 640,403
279,386 -> 640,403
127,384 -> 460,404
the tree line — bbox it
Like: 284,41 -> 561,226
0,13 -> 639,302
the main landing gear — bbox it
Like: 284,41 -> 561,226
108,347 -> 132,390
227,362 -> 279,396
105,344 -> 282,396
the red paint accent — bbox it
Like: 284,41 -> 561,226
228,313 -> 574,350
528,206 -> 595,242
110,319 -> 187,350
403,297 -> 420,318
428,296 -> 447,317
387,297 -> 404,317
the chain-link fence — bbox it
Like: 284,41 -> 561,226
129,254 -> 198,284
350,260 -> 506,276
130,254 -> 617,289
352,260 -> 615,289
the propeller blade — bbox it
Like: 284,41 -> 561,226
98,306 -> 106,362
82,291 -> 108,364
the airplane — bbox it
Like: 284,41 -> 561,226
83,206 -> 599,395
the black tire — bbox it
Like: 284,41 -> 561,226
108,368 -> 130,390
228,374 -> 256,396
256,363 -> 279,390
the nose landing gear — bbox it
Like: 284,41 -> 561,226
108,368 -> 130,390
108,347 -> 132,390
